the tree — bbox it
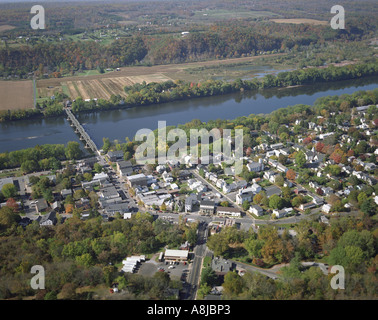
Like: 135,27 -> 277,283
242,200 -> 250,211
295,151 -> 306,168
93,163 -> 103,173
1,183 -> 17,199
269,194 -> 284,210
65,142 -> 83,160
357,192 -> 368,206
360,199 -> 376,216
201,267 -> 217,287
222,271 -> 243,297
253,193 -> 263,205
286,169 -> 296,181
0,206 -> 20,228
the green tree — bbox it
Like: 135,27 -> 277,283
1,183 -> 17,199
295,151 -> 306,168
269,194 -> 284,210
65,142 -> 83,160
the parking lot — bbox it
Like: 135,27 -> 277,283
138,259 -> 190,282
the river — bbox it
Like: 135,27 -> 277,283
0,76 -> 377,153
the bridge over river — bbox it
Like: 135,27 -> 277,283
64,108 -> 99,155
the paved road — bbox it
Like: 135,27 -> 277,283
186,222 -> 208,300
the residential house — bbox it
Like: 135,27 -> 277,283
236,190 -> 253,205
322,204 -> 332,214
35,199 -> 49,214
249,205 -> 264,216
39,211 -> 57,226
212,257 -> 234,276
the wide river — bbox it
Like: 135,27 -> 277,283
0,76 -> 377,153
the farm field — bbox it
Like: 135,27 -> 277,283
270,18 -> 328,25
0,80 -> 34,110
36,53 -> 285,100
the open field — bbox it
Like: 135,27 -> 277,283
0,80 -> 34,110
36,54 -> 285,100
270,18 -> 328,25
0,24 -> 15,32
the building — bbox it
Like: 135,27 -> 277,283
216,206 -> 241,217
236,190 -> 253,205
117,160 -> 133,177
200,200 -> 215,215
272,207 -> 292,219
212,257 -> 233,276
247,159 -> 264,172
164,249 -> 189,262
185,194 -> 198,213
107,150 -> 124,162
127,174 -> 148,187
322,204 -> 332,214
35,199 -> 49,214
249,205 -> 264,216
39,210 -> 57,226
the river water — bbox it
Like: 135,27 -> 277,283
0,76 -> 377,153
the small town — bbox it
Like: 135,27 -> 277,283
1,101 -> 377,300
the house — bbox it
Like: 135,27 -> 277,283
299,202 -> 316,211
263,171 -> 277,184
35,199 -> 49,214
320,215 -> 330,224
216,206 -> 241,217
200,200 -> 215,215
39,210 -> 57,226
272,207 -> 292,218
236,190 -> 253,205
250,183 -> 262,193
249,205 -> 264,216
264,185 -> 281,198
60,189 -> 72,199
270,143 -> 284,150
162,171 -> 174,183
107,150 -> 124,162
212,257 -> 233,276
276,163 -> 288,173
322,204 -> 332,213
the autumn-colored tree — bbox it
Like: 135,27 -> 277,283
286,169 -> 296,181
315,142 -> 325,153
5,198 -> 19,212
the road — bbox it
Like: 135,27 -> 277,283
186,221 -> 209,300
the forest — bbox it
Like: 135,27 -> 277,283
0,0 -> 377,79
203,215 -> 377,300
0,211 -> 197,300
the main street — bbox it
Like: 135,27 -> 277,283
186,221 -> 209,300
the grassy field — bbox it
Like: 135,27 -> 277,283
270,18 -> 328,25
0,80 -> 34,110
36,53 -> 286,100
